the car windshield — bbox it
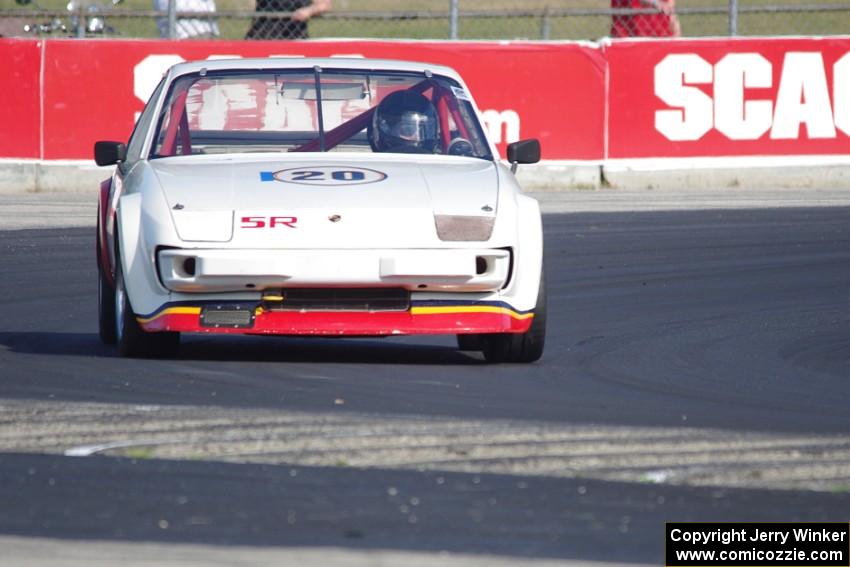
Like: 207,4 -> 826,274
150,69 -> 493,160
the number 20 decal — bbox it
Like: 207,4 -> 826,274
292,170 -> 364,182
261,166 -> 387,186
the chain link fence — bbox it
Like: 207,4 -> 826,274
2,0 -> 849,40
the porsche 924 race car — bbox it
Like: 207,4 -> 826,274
95,57 -> 545,362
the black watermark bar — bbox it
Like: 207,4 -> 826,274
666,523 -> 850,566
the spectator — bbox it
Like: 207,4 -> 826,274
611,0 -> 680,38
155,0 -> 219,39
246,0 -> 331,40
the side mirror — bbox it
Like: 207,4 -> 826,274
507,139 -> 541,173
94,141 -> 127,166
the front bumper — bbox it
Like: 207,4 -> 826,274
137,299 -> 533,336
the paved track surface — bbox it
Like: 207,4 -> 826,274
0,202 -> 849,564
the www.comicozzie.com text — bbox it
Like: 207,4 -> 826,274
670,527 -> 848,546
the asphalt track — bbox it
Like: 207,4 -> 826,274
0,198 -> 849,565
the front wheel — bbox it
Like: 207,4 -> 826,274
480,268 -> 546,364
114,258 -> 179,358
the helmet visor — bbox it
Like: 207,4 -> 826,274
383,111 -> 437,143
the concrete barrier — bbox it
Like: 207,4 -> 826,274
0,160 -> 114,194
602,157 -> 850,190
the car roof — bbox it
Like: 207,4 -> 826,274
168,57 -> 464,82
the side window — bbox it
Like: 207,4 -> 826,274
125,78 -> 166,164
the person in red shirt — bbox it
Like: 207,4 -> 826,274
611,0 -> 681,37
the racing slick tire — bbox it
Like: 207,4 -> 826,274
97,220 -> 118,345
481,268 -> 546,364
98,265 -> 117,345
114,256 -> 180,358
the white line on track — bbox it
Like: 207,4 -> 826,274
65,439 -> 168,457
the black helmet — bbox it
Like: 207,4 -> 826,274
370,91 -> 439,154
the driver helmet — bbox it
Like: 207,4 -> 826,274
370,91 -> 439,154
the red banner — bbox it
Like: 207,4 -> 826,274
0,39 -> 41,158
31,38 -> 606,160
606,37 -> 850,159
6,37 -> 850,163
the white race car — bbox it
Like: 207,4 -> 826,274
95,58 -> 545,362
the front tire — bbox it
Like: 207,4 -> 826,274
481,268 -> 546,364
98,266 -> 117,345
97,218 -> 117,345
114,258 -> 179,358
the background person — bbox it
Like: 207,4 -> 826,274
611,0 -> 680,37
245,0 -> 331,40
154,0 -> 219,39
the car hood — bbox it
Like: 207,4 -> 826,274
149,155 -> 498,246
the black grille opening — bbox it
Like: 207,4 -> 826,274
267,288 -> 410,312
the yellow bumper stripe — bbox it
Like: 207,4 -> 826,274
411,306 -> 534,320
136,306 -> 201,324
